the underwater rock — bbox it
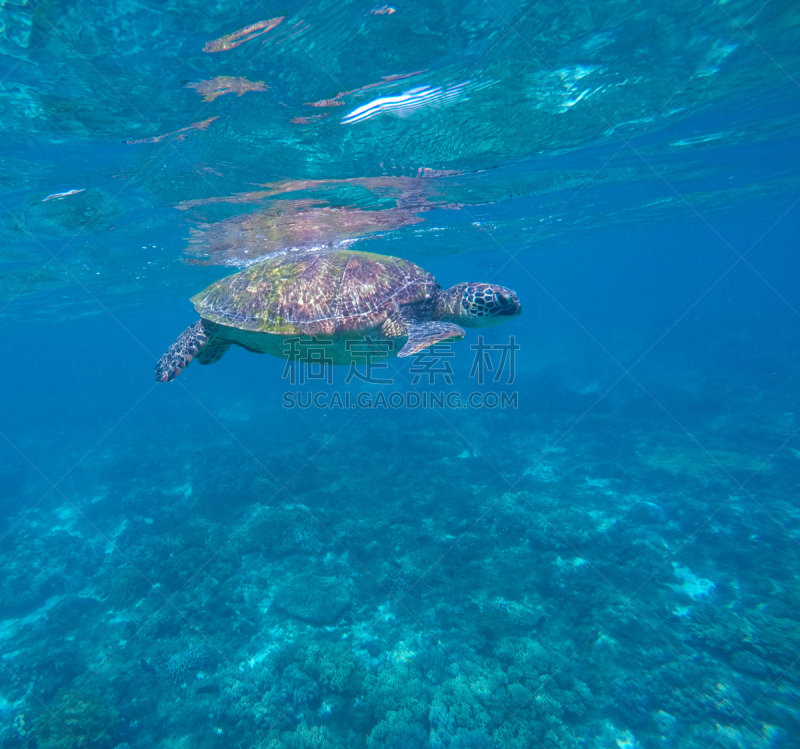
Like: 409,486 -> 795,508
671,563 -> 716,600
139,658 -> 156,675
654,710 -> 679,741
626,501 -> 669,525
44,595 -> 103,630
730,649 -> 770,676
273,573 -> 351,623
590,633 -> 619,668
611,678 -> 652,726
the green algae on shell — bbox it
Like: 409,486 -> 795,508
190,249 -> 436,335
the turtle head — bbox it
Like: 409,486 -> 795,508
442,282 -> 521,327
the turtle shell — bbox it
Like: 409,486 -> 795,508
191,249 -> 438,335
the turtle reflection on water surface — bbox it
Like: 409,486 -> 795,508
155,249 -> 521,382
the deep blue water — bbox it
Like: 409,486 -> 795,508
2,2 -> 800,748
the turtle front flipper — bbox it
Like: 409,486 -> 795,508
397,322 -> 465,358
155,319 -> 220,382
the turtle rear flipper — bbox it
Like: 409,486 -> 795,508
398,322 -> 465,358
155,319 -> 220,382
197,339 -> 232,365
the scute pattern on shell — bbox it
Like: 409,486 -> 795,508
191,250 -> 437,334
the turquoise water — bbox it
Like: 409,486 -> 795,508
2,1 -> 800,747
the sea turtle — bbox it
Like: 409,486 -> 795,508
155,249 -> 521,382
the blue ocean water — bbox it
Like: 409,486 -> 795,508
1,1 -> 800,748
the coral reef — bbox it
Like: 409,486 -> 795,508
273,573 -> 352,623
32,691 -> 120,749
3,264 -> 800,749
166,646 -> 210,684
